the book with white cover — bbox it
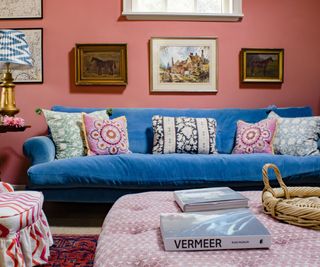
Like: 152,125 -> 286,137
160,208 -> 271,251
174,187 -> 249,212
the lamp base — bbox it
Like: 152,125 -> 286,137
0,67 -> 19,117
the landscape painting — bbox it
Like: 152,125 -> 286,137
241,49 -> 284,83
159,46 -> 210,84
150,38 -> 217,92
75,44 -> 127,86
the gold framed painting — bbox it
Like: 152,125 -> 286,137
150,37 -> 218,92
241,48 -> 284,83
75,44 -> 128,86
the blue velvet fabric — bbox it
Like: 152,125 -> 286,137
23,136 -> 56,165
23,105 -> 318,203
51,106 -> 312,155
27,153 -> 320,190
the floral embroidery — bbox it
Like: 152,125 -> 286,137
232,118 -> 277,154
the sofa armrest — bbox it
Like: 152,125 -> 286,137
23,136 -> 56,166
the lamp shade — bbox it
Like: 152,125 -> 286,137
0,29 -> 32,68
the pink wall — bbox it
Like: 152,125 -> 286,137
1,0 -> 320,184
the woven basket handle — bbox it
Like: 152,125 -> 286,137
262,163 -> 290,199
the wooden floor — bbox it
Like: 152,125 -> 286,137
43,202 -> 113,234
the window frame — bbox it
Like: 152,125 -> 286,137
122,0 -> 243,21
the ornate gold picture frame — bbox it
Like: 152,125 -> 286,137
75,44 -> 128,86
241,48 -> 284,83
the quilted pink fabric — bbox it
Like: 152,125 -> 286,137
94,191 -> 320,267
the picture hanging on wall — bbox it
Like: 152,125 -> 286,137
75,43 -> 128,86
150,37 -> 218,93
0,0 -> 43,19
240,48 -> 284,83
10,28 -> 43,83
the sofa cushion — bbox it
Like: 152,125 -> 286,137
268,111 -> 320,156
42,109 -> 109,159
27,153 -> 320,189
152,116 -> 217,154
232,118 -> 277,154
82,114 -> 130,155
51,106 -> 313,155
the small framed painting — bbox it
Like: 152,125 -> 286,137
150,37 -> 218,93
75,44 -> 128,86
11,28 -> 43,83
0,0 -> 43,19
241,48 -> 284,83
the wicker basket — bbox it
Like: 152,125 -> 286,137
262,163 -> 320,230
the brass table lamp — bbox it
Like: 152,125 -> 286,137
0,30 -> 32,116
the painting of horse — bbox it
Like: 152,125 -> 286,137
249,56 -> 273,76
75,44 -> 128,85
246,54 -> 278,77
241,49 -> 284,83
90,57 -> 116,76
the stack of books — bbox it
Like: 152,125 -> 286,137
160,187 -> 271,251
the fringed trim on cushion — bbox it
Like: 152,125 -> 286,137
0,211 -> 53,267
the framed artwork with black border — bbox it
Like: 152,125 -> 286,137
0,28 -> 44,84
0,0 -> 43,19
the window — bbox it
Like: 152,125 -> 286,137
123,0 -> 243,21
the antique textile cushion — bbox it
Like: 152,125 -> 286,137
232,118 -> 277,154
268,111 -> 320,156
152,116 -> 217,154
42,109 -> 109,159
82,114 -> 130,155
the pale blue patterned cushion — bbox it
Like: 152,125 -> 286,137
268,111 -> 320,156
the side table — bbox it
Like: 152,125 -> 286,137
0,125 -> 31,181
0,125 -> 31,133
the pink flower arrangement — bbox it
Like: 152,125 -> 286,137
2,116 -> 25,127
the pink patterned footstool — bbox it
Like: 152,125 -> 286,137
94,191 -> 320,267
0,183 -> 53,267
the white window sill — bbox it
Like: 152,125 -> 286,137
122,12 -> 243,21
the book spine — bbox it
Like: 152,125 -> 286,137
163,235 -> 271,251
184,202 -> 249,212
173,193 -> 185,212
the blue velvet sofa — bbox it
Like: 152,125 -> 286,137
23,106 -> 320,203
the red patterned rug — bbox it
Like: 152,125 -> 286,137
44,235 -> 99,267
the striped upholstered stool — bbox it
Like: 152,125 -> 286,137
0,182 -> 53,267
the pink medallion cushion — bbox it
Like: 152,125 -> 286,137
82,114 -> 130,155
232,118 -> 277,154
94,191 -> 320,267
